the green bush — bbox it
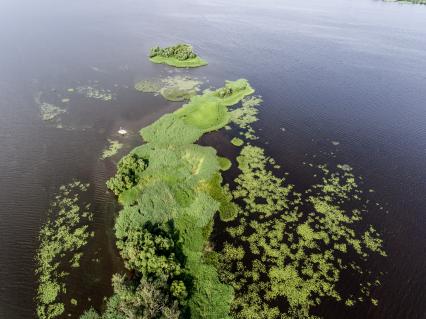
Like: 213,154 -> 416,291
106,153 -> 148,195
150,44 -> 197,61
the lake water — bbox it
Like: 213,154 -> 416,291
0,0 -> 425,318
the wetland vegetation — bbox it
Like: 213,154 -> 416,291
33,42 -> 387,319
135,76 -> 202,102
35,181 -> 93,319
77,45 -> 386,318
149,44 -> 207,68
101,139 -> 123,160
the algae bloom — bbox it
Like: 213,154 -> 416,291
149,43 -> 208,68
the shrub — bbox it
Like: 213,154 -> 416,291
107,153 -> 148,195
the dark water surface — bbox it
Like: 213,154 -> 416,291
0,0 -> 425,318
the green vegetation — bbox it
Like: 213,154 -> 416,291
149,44 -> 207,68
140,79 -> 254,145
135,76 -> 202,102
216,96 -> 386,318
82,79 -> 252,318
231,137 -> 244,147
80,47 -> 386,318
219,145 -> 386,318
230,96 -> 262,140
101,139 -> 123,159
35,181 -> 93,319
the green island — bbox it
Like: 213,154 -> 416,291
35,181 -> 93,319
77,45 -> 386,319
149,44 -> 208,68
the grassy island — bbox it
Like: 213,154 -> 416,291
149,44 -> 207,68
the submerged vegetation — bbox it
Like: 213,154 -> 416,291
40,103 -> 66,122
76,86 -> 113,101
101,139 -> 123,159
149,44 -> 207,68
35,181 -> 93,319
135,76 -> 202,102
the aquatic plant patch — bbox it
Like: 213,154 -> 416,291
35,181 -> 93,319
75,86 -> 113,101
101,139 -> 123,159
149,44 -> 207,68
40,103 -> 66,122
219,145 -> 386,318
135,75 -> 202,102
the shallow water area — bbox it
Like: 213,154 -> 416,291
0,0 -> 426,318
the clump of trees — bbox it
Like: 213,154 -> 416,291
150,44 -> 197,61
81,222 -> 190,319
214,81 -> 248,98
106,153 -> 148,195
116,222 -> 189,302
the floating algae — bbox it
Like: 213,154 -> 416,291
100,139 -> 123,159
149,43 -> 208,68
134,79 -> 163,93
75,86 -> 113,101
35,181 -> 93,319
219,145 -> 386,318
40,103 -> 66,122
213,93 -> 387,318
231,137 -> 244,147
160,75 -> 202,101
230,95 -> 262,140
135,75 -> 202,101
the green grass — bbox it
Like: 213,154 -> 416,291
140,79 -> 255,145
150,55 -> 208,68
